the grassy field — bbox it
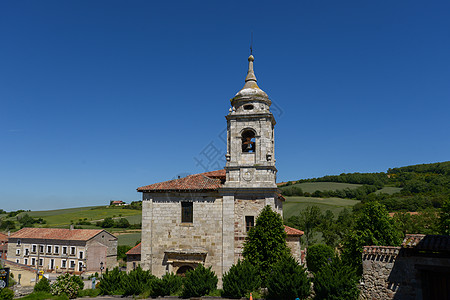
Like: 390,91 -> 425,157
117,232 -> 141,246
283,196 -> 360,219
283,182 -> 363,193
18,206 -> 142,227
376,186 -> 402,195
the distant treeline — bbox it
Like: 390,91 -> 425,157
280,161 -> 450,212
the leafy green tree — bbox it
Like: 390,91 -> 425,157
151,272 -> 183,297
18,214 -> 36,228
342,202 -> 401,272
298,205 -> 322,246
0,288 -> 14,300
50,273 -> 83,299
266,255 -> 310,300
306,244 -> 335,274
314,255 -> 360,300
222,259 -> 261,299
115,218 -> 130,228
243,205 -> 290,284
98,267 -> 125,295
117,245 -> 132,261
100,217 -> 115,228
181,264 -> 218,298
440,198 -> 450,235
121,266 -> 155,296
34,276 -> 51,293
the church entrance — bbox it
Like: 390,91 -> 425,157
176,265 -> 194,277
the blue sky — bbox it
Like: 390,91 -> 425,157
1,1 -> 449,211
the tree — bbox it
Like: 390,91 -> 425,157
266,255 -> 311,300
100,217 -> 115,228
298,205 -> 322,246
314,255 -> 360,300
181,264 -> 218,298
306,244 -> 335,274
116,218 -> 130,228
222,259 -> 261,299
440,197 -> 450,235
342,201 -> 402,271
242,205 -> 290,284
117,245 -> 132,261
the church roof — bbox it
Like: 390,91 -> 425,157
126,242 -> 141,255
284,225 -> 304,236
137,170 -> 225,192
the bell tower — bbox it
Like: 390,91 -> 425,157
224,55 -> 277,188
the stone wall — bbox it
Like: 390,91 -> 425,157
141,192 -> 224,282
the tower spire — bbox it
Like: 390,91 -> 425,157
244,55 -> 258,89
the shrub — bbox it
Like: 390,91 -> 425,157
98,267 -> 125,295
222,259 -> 261,299
314,256 -> 360,300
266,255 -> 310,300
306,244 -> 335,274
182,264 -> 218,298
151,272 -> 182,297
34,276 -> 51,293
0,288 -> 14,300
50,273 -> 83,299
77,288 -> 101,298
121,266 -> 156,296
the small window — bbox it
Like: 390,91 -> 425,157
16,239 -> 21,246
61,260 -> 67,268
242,130 -> 256,153
54,246 -> 59,254
70,260 -> 76,269
79,251 -> 84,259
70,247 -> 76,255
16,249 -> 20,255
181,202 -> 193,223
47,245 -> 52,253
62,246 -> 67,255
31,258 -> 36,266
39,258 -> 43,266
25,248 -> 29,256
245,216 -> 255,232
39,245 -> 44,253
16,259 -> 20,264
244,104 -> 254,110
24,258 -> 28,265
32,245 -> 37,253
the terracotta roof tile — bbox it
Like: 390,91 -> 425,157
284,225 -> 304,236
0,232 -> 8,241
137,170 -> 224,192
200,169 -> 226,179
402,234 -> 450,252
10,228 -> 110,241
362,245 -> 400,256
126,243 -> 141,255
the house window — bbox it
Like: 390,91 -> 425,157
69,260 -> 76,269
16,259 -> 20,264
31,258 -> 36,266
70,247 -> 76,255
61,260 -> 67,268
47,245 -> 52,253
16,239 -> 21,246
79,251 -> 84,259
39,245 -> 44,253
31,244 -> 37,253
24,258 -> 28,265
181,202 -> 193,223
242,130 -> 256,153
16,249 -> 20,255
245,216 -> 255,232
25,248 -> 29,256
39,258 -> 43,266
54,246 -> 59,254
62,246 -> 67,255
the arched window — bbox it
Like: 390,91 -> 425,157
177,265 -> 194,277
242,130 -> 256,153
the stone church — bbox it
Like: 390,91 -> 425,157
137,55 -> 302,283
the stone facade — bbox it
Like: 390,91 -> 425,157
138,55 -> 300,285
7,228 -> 117,274
360,234 -> 450,299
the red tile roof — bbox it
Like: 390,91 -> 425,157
0,232 -> 8,242
284,225 -> 304,236
402,234 -> 450,252
137,170 -> 224,192
10,228 -> 110,241
362,245 -> 400,256
126,243 -> 141,255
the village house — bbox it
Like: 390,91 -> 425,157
7,227 -> 117,274
136,55 -> 303,284
0,232 -> 8,260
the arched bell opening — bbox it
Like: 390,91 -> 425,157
241,129 -> 256,153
